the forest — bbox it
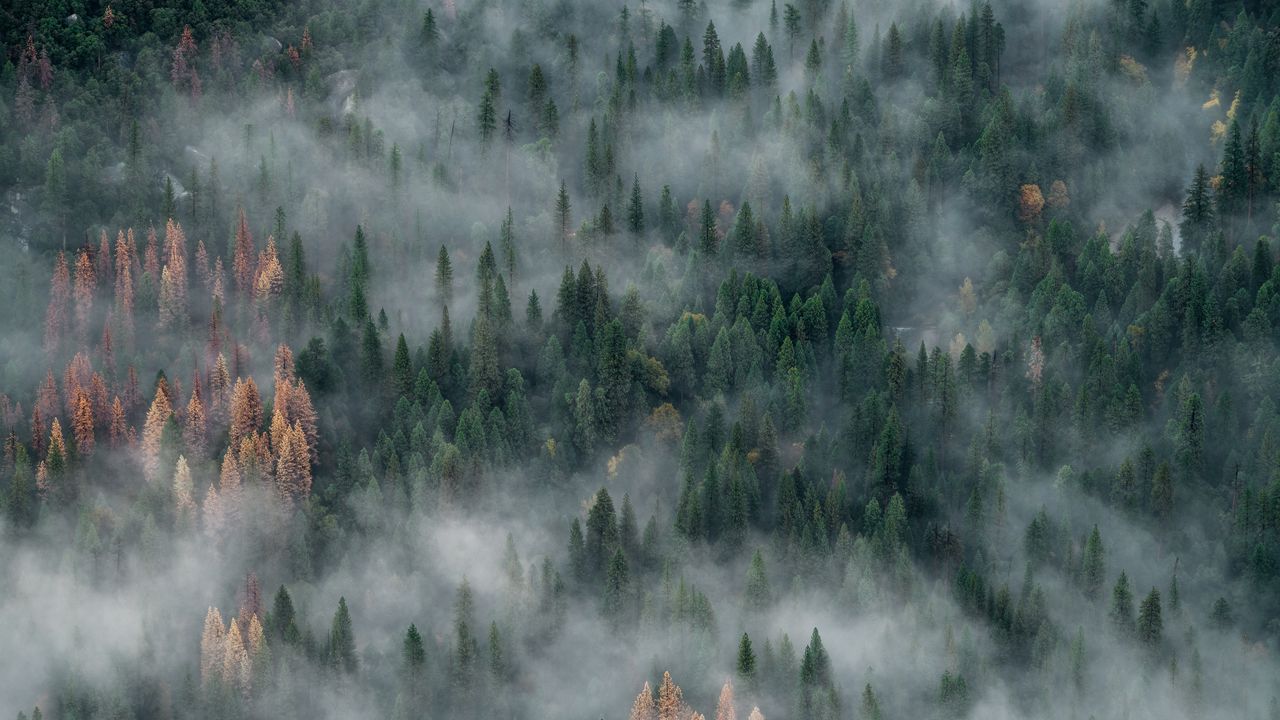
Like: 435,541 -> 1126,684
1,0 -> 1279,718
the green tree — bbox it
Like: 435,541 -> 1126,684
1110,571 -> 1135,636
1137,588 -> 1163,648
328,597 -> 358,673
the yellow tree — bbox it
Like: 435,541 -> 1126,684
222,619 -> 251,696
747,708 -> 764,720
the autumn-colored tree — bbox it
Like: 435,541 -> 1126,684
273,343 -> 295,383
171,25 -> 202,101
125,365 -> 141,411
158,266 -> 183,330
1018,184 -> 1045,224
164,219 -> 188,301
255,236 -> 284,302
233,208 -> 256,297
715,681 -> 736,720
275,422 -> 312,504
239,573 -> 263,633
184,391 -> 207,459
747,708 -> 764,720
89,372 -> 109,425
1046,180 -> 1069,210
141,388 -> 174,481
209,353 -> 231,421
114,231 -> 135,344
173,455 -> 196,530
630,681 -> 657,720
144,226 -> 161,281
195,240 -> 211,291
45,418 -> 68,493
200,607 -> 226,687
73,249 -> 95,345
44,251 -> 70,357
658,671 -> 685,720
274,377 -> 318,465
64,352 -> 93,416
222,619 -> 251,695
229,377 -> 263,451
219,447 -> 242,524
1026,336 -> 1045,387
108,396 -> 127,447
72,390 -> 94,456
202,482 -> 223,542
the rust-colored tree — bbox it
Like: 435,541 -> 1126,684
141,388 -> 174,481
114,230 -> 135,345
1018,184 -> 1045,225
171,25 -> 202,101
73,248 -> 96,345
274,423 -> 311,504
232,208 -> 256,297
658,671 -> 685,720
72,390 -> 94,456
219,447 -> 242,525
228,377 -> 262,451
43,251 -> 70,357
184,391 -> 207,459
108,396 -> 128,447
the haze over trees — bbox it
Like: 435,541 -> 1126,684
1,0 -> 1280,719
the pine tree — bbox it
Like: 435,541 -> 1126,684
1180,164 -> 1214,255
1137,588 -> 1163,647
860,683 -> 882,720
222,623 -> 251,697
435,245 -> 453,302
658,671 -> 685,720
173,455 -> 196,530
715,681 -> 736,720
200,607 -> 226,687
736,633 -> 757,686
1110,571 -> 1135,636
745,549 -> 771,609
72,390 -> 94,457
328,596 -> 358,673
141,388 -> 174,482
228,377 -> 262,452
556,181 -> 572,252
630,681 -> 657,720
1082,525 -> 1106,600
627,175 -> 645,235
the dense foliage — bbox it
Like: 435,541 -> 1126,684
1,0 -> 1280,719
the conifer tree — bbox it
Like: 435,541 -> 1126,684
630,681 -> 657,720
328,596 -> 358,673
141,388 -> 174,482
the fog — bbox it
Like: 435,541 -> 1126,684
2,0 -> 1279,719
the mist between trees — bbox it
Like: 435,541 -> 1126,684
1,0 -> 1280,719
